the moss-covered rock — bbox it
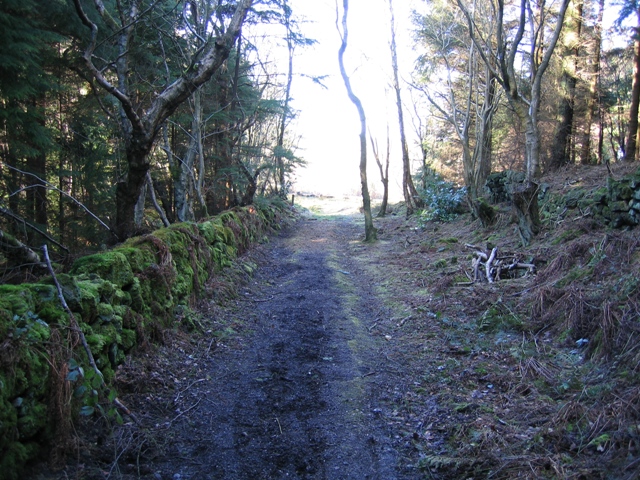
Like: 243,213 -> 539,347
70,251 -> 134,288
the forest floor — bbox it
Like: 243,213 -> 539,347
31,163 -> 640,479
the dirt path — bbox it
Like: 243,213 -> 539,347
32,166 -> 640,479
145,216 -> 419,479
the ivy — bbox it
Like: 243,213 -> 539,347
66,358 -> 122,424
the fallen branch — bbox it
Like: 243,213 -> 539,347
486,247 -> 498,283
463,244 -> 536,284
0,228 -> 46,268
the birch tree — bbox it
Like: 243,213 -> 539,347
388,0 -> 423,215
457,0 -> 571,245
415,0 -> 499,226
337,0 -> 376,241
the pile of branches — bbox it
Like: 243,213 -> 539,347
464,244 -> 536,283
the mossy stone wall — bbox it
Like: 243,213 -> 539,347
0,203 -> 284,479
486,168 -> 640,230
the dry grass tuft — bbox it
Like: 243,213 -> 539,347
47,328 -> 77,470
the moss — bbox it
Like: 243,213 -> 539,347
477,303 -> 523,332
564,188 -> 587,209
120,328 -> 137,351
0,201 -> 286,476
433,258 -> 448,269
115,246 -> 156,273
554,267 -> 593,288
0,440 -> 33,480
0,308 -> 52,471
16,399 -> 48,439
0,286 -> 36,330
552,229 -> 583,245
85,333 -> 109,351
96,302 -> 115,321
152,226 -> 195,300
70,251 -> 134,288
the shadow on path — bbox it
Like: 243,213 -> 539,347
158,217 -> 416,479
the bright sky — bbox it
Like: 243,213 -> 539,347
281,0 -> 625,198
286,0 -> 422,198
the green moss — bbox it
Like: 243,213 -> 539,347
70,251 -> 134,288
115,246 -> 156,273
555,266 -> 592,288
563,188 -> 587,209
96,302 -> 114,321
477,303 -> 523,332
0,201 -> 286,476
0,286 -> 35,326
152,227 -> 196,300
433,258 -> 448,269
120,328 -> 137,350
552,229 -> 583,245
16,399 -> 48,439
0,441 -> 32,480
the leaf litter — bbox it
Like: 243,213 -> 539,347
30,163 -> 640,479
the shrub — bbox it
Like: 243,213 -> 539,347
416,168 -> 467,222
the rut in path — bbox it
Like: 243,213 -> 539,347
155,217 -> 418,479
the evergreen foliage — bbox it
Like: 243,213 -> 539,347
416,166 -> 466,223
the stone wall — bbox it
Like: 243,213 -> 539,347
484,168 -> 640,230
0,203 -> 287,479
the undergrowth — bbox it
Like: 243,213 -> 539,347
358,164 -> 640,479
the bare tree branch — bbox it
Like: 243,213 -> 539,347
1,162 -> 117,239
0,206 -> 69,253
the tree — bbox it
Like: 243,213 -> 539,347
457,0 -> 571,245
0,0 -> 61,234
414,0 -> 499,226
337,0 -> 376,242
72,0 -> 254,240
580,0 -> 605,165
274,0 -> 295,197
388,0 -> 423,216
619,1 -> 640,162
370,128 -> 390,217
549,0 -> 584,170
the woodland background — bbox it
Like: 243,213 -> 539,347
3,1 -> 640,478
1,0 -> 640,261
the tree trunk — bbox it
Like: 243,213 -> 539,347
550,74 -> 577,169
550,0 -> 582,170
474,70 -> 496,193
26,98 -> 48,232
389,0 -> 422,216
338,0 -> 376,242
175,91 -> 205,223
276,1 -> 294,197
624,13 -> 640,163
146,172 -> 170,227
134,175 -> 147,228
580,0 -> 604,165
512,182 -> 540,246
370,130 -> 390,217
116,140 -> 153,239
